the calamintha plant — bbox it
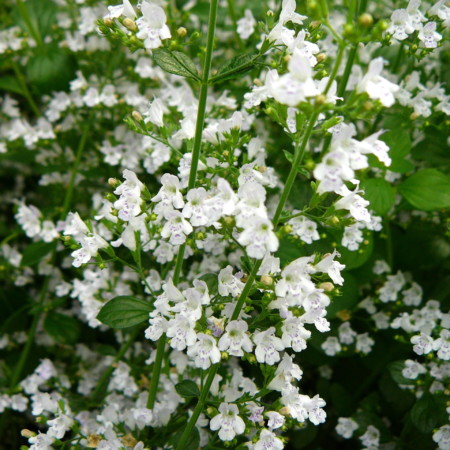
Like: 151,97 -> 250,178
0,0 -> 449,449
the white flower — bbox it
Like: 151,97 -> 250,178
315,250 -> 345,285
387,9 -> 415,40
47,414 -> 74,439
105,0 -> 136,19
355,333 -> 375,354
411,332 -> 434,355
253,327 -> 284,365
238,217 -> 279,259
187,333 -> 221,369
268,354 -> 303,391
336,417 -> 358,439
402,359 -> 427,379
321,336 -> 342,356
357,58 -> 399,107
271,52 -> 319,106
360,425 -> 380,449
210,403 -> 245,441
433,425 -> 450,450
281,317 -> 311,352
254,429 -> 284,450
166,314 -> 197,351
161,210 -> 193,245
144,98 -> 165,127
288,215 -> 319,244
218,266 -> 244,297
266,411 -> 285,430
15,202 -> 41,238
418,21 -> 442,48
136,1 -> 171,50
218,320 -> 253,356
182,187 -> 210,226
152,173 -> 185,216
237,9 -> 255,39
338,322 -> 357,345
335,185 -> 371,223
114,169 -> 144,221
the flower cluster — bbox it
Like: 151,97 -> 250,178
0,0 -> 448,449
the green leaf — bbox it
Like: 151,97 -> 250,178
210,53 -> 258,84
152,49 -> 200,80
410,393 -> 444,433
361,178 -> 396,216
283,150 -> 294,163
0,76 -> 25,95
381,129 -> 413,173
97,296 -> 151,329
398,169 -> 450,211
44,312 -> 81,345
26,44 -> 76,94
175,380 -> 200,398
21,241 -> 56,267
199,273 -> 218,295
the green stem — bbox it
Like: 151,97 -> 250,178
146,0 -> 219,412
188,0 -> 218,190
11,60 -> 41,117
273,113 -> 319,226
146,335 -> 166,409
61,124 -> 90,218
337,45 -> 357,99
231,259 -> 263,321
175,364 -> 219,450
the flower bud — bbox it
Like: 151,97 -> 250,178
283,55 -> 291,63
316,53 -> 326,62
104,18 -> 113,27
410,112 -> 419,120
310,20 -> 321,29
258,166 -> 267,173
123,18 -> 137,32
253,78 -> 263,86
358,13 -> 373,27
87,434 -> 102,448
21,429 -> 36,438
108,177 -> 120,188
132,110 -> 143,122
121,434 -> 138,447
177,27 -> 187,38
261,275 -> 273,286
315,94 -> 326,105
318,281 -> 334,292
336,310 -> 351,321
221,351 -> 229,360
266,10 -> 274,17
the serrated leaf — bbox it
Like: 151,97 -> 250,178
21,241 -> 56,267
44,312 -> 81,345
97,296 -> 151,329
398,169 -> 450,211
175,380 -> 200,398
361,178 -> 396,216
210,53 -> 258,84
152,49 -> 200,80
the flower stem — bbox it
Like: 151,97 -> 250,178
11,60 -> 41,117
146,0 -> 219,412
273,112 -> 319,226
175,364 -> 219,450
